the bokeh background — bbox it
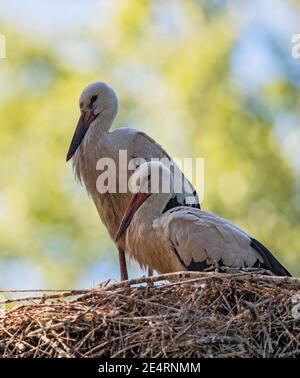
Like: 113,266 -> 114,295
0,0 -> 300,289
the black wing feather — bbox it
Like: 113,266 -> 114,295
250,238 -> 291,277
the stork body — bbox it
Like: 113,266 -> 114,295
66,82 -> 199,280
115,162 -> 291,277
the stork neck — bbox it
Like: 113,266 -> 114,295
133,191 -> 172,227
96,114 -> 115,135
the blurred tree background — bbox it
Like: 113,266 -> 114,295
0,0 -> 299,288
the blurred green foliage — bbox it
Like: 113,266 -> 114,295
0,0 -> 299,287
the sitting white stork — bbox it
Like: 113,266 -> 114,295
66,82 -> 199,280
115,161 -> 291,277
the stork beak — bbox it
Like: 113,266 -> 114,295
66,110 -> 97,161
115,192 -> 150,242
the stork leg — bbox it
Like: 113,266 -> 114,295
147,267 -> 154,287
118,247 -> 128,281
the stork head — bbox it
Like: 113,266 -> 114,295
66,82 -> 118,161
115,161 -> 173,242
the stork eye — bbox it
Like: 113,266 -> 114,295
90,95 -> 98,106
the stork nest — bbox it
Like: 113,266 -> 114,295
0,269 -> 300,358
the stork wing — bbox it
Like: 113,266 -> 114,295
160,208 -> 290,276
132,131 -> 200,209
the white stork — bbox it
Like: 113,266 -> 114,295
115,161 -> 291,277
66,82 -> 199,280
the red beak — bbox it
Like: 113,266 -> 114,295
115,192 -> 150,242
66,110 -> 97,162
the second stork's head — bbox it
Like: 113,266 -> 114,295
66,82 -> 118,161
115,161 -> 174,242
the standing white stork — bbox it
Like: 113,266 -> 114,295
66,82 -> 199,280
115,161 -> 291,277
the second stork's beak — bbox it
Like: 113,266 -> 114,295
115,192 -> 150,242
66,110 -> 97,161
